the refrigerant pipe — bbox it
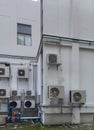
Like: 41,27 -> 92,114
20,117 -> 40,120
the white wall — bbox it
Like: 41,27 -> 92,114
43,0 -> 94,40
79,49 -> 94,105
0,0 -> 41,57
42,44 -> 72,105
42,41 -> 94,106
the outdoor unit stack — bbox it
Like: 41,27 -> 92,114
24,90 -> 35,108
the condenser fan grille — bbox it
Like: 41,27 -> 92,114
50,88 -> 59,97
26,91 -> 31,96
0,89 -> 6,96
9,101 -> 17,108
12,91 -> 17,96
49,54 -> 57,64
73,92 -> 82,102
0,68 -> 5,75
18,69 -> 25,76
25,101 -> 32,108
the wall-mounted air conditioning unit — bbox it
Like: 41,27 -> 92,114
70,90 -> 86,104
11,90 -> 17,96
17,68 -> 29,78
0,88 -> 10,98
24,100 -> 35,108
47,54 -> 60,65
26,91 -> 32,96
48,86 -> 64,99
0,66 -> 9,77
9,100 -> 21,109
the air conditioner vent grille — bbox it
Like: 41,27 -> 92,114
12,91 -> 17,96
26,91 -> 31,96
0,89 -> 6,96
49,54 -> 57,64
9,101 -> 17,108
0,68 -> 5,75
24,100 -> 35,108
25,101 -> 32,108
73,92 -> 82,102
18,69 -> 25,76
50,88 -> 59,97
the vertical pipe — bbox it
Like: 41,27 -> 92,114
40,0 -> 43,36
33,65 -> 37,102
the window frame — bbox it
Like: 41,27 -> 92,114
17,23 -> 32,46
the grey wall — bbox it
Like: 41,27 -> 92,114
43,0 -> 94,40
0,0 -> 41,57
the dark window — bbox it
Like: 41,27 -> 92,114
17,23 -> 32,46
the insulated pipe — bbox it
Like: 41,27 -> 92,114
20,117 -> 40,120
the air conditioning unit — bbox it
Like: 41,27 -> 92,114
0,88 -> 10,98
0,66 -> 9,77
17,68 -> 28,78
70,90 -> 86,104
11,90 -> 17,96
47,54 -> 60,65
26,91 -> 32,96
24,100 -> 35,108
9,100 -> 21,109
48,86 -> 64,99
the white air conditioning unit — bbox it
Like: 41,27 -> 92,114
0,88 -> 10,98
26,91 -> 32,96
0,66 -> 9,77
70,90 -> 86,104
11,90 -> 17,96
47,54 -> 60,65
24,100 -> 35,108
9,100 -> 21,109
48,86 -> 64,99
17,68 -> 29,78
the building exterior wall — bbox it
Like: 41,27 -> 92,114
37,36 -> 94,124
43,0 -> 94,40
40,1 -> 94,124
0,0 -> 41,57
0,0 -> 41,112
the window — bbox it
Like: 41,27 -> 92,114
17,23 -> 32,46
